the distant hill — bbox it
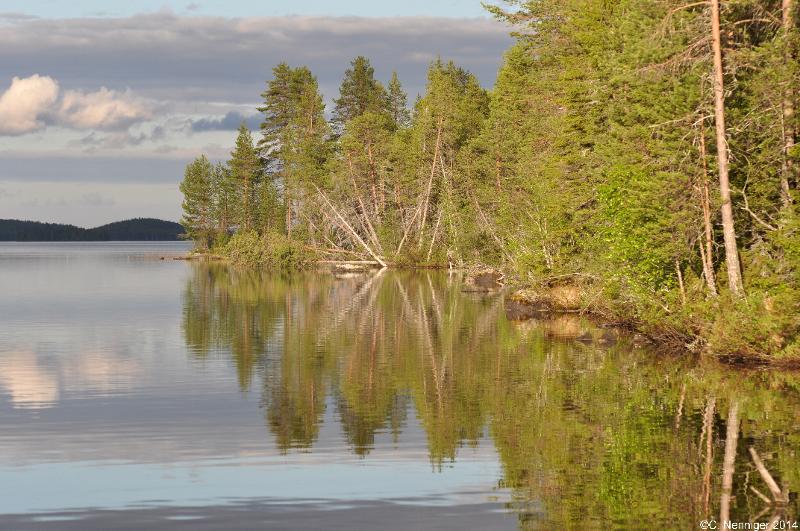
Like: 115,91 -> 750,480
0,218 -> 185,241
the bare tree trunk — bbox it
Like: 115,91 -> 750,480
426,209 -> 443,262
395,202 -> 422,257
346,154 -> 383,255
699,127 -> 718,295
676,259 -> 687,306
719,400 -> 740,526
782,0 -> 796,207
711,0 -> 744,295
365,142 -> 384,218
418,117 -> 443,243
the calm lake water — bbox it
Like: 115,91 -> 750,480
0,242 -> 798,529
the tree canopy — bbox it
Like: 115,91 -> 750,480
180,3 -> 800,359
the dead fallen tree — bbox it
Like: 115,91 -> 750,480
313,184 -> 387,268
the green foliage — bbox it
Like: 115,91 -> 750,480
258,64 -> 330,237
332,56 -> 390,132
211,161 -> 236,234
223,230 -> 263,266
224,230 -> 308,270
262,232 -> 309,269
387,71 -> 410,128
597,166 -> 683,294
178,0 -> 800,359
179,155 -> 214,249
229,125 -> 260,231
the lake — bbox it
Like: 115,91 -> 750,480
0,242 -> 797,529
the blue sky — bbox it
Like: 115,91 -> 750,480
2,0 -> 493,18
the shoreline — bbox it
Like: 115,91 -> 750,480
175,252 -> 800,369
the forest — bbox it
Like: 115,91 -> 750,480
0,218 -> 183,241
179,0 -> 800,362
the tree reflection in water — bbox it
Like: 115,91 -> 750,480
182,264 -> 799,527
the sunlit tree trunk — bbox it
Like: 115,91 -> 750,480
710,0 -> 744,295
782,0 -> 796,207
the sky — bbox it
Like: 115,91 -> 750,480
0,1 -> 513,227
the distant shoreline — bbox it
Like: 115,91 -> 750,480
0,218 -> 185,242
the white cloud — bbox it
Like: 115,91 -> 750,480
0,74 -> 153,136
60,87 -> 151,130
0,74 -> 59,135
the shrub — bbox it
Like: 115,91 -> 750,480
224,231 -> 264,267
223,230 -> 309,270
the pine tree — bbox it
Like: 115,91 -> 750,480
332,56 -> 389,133
258,65 -> 329,238
284,67 -> 329,237
229,124 -> 260,232
387,71 -> 410,129
211,161 -> 235,236
258,62 -> 295,173
179,155 -> 214,248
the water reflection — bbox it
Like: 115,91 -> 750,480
0,351 -> 59,409
182,264 -> 800,527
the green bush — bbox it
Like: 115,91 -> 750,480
224,231 -> 264,267
263,232 -> 308,270
223,230 -> 309,270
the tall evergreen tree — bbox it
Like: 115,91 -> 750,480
258,62 -> 295,173
258,64 -> 329,237
229,124 -> 260,232
211,161 -> 236,236
332,56 -> 389,133
387,71 -> 410,129
179,155 -> 215,248
283,68 -> 329,237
